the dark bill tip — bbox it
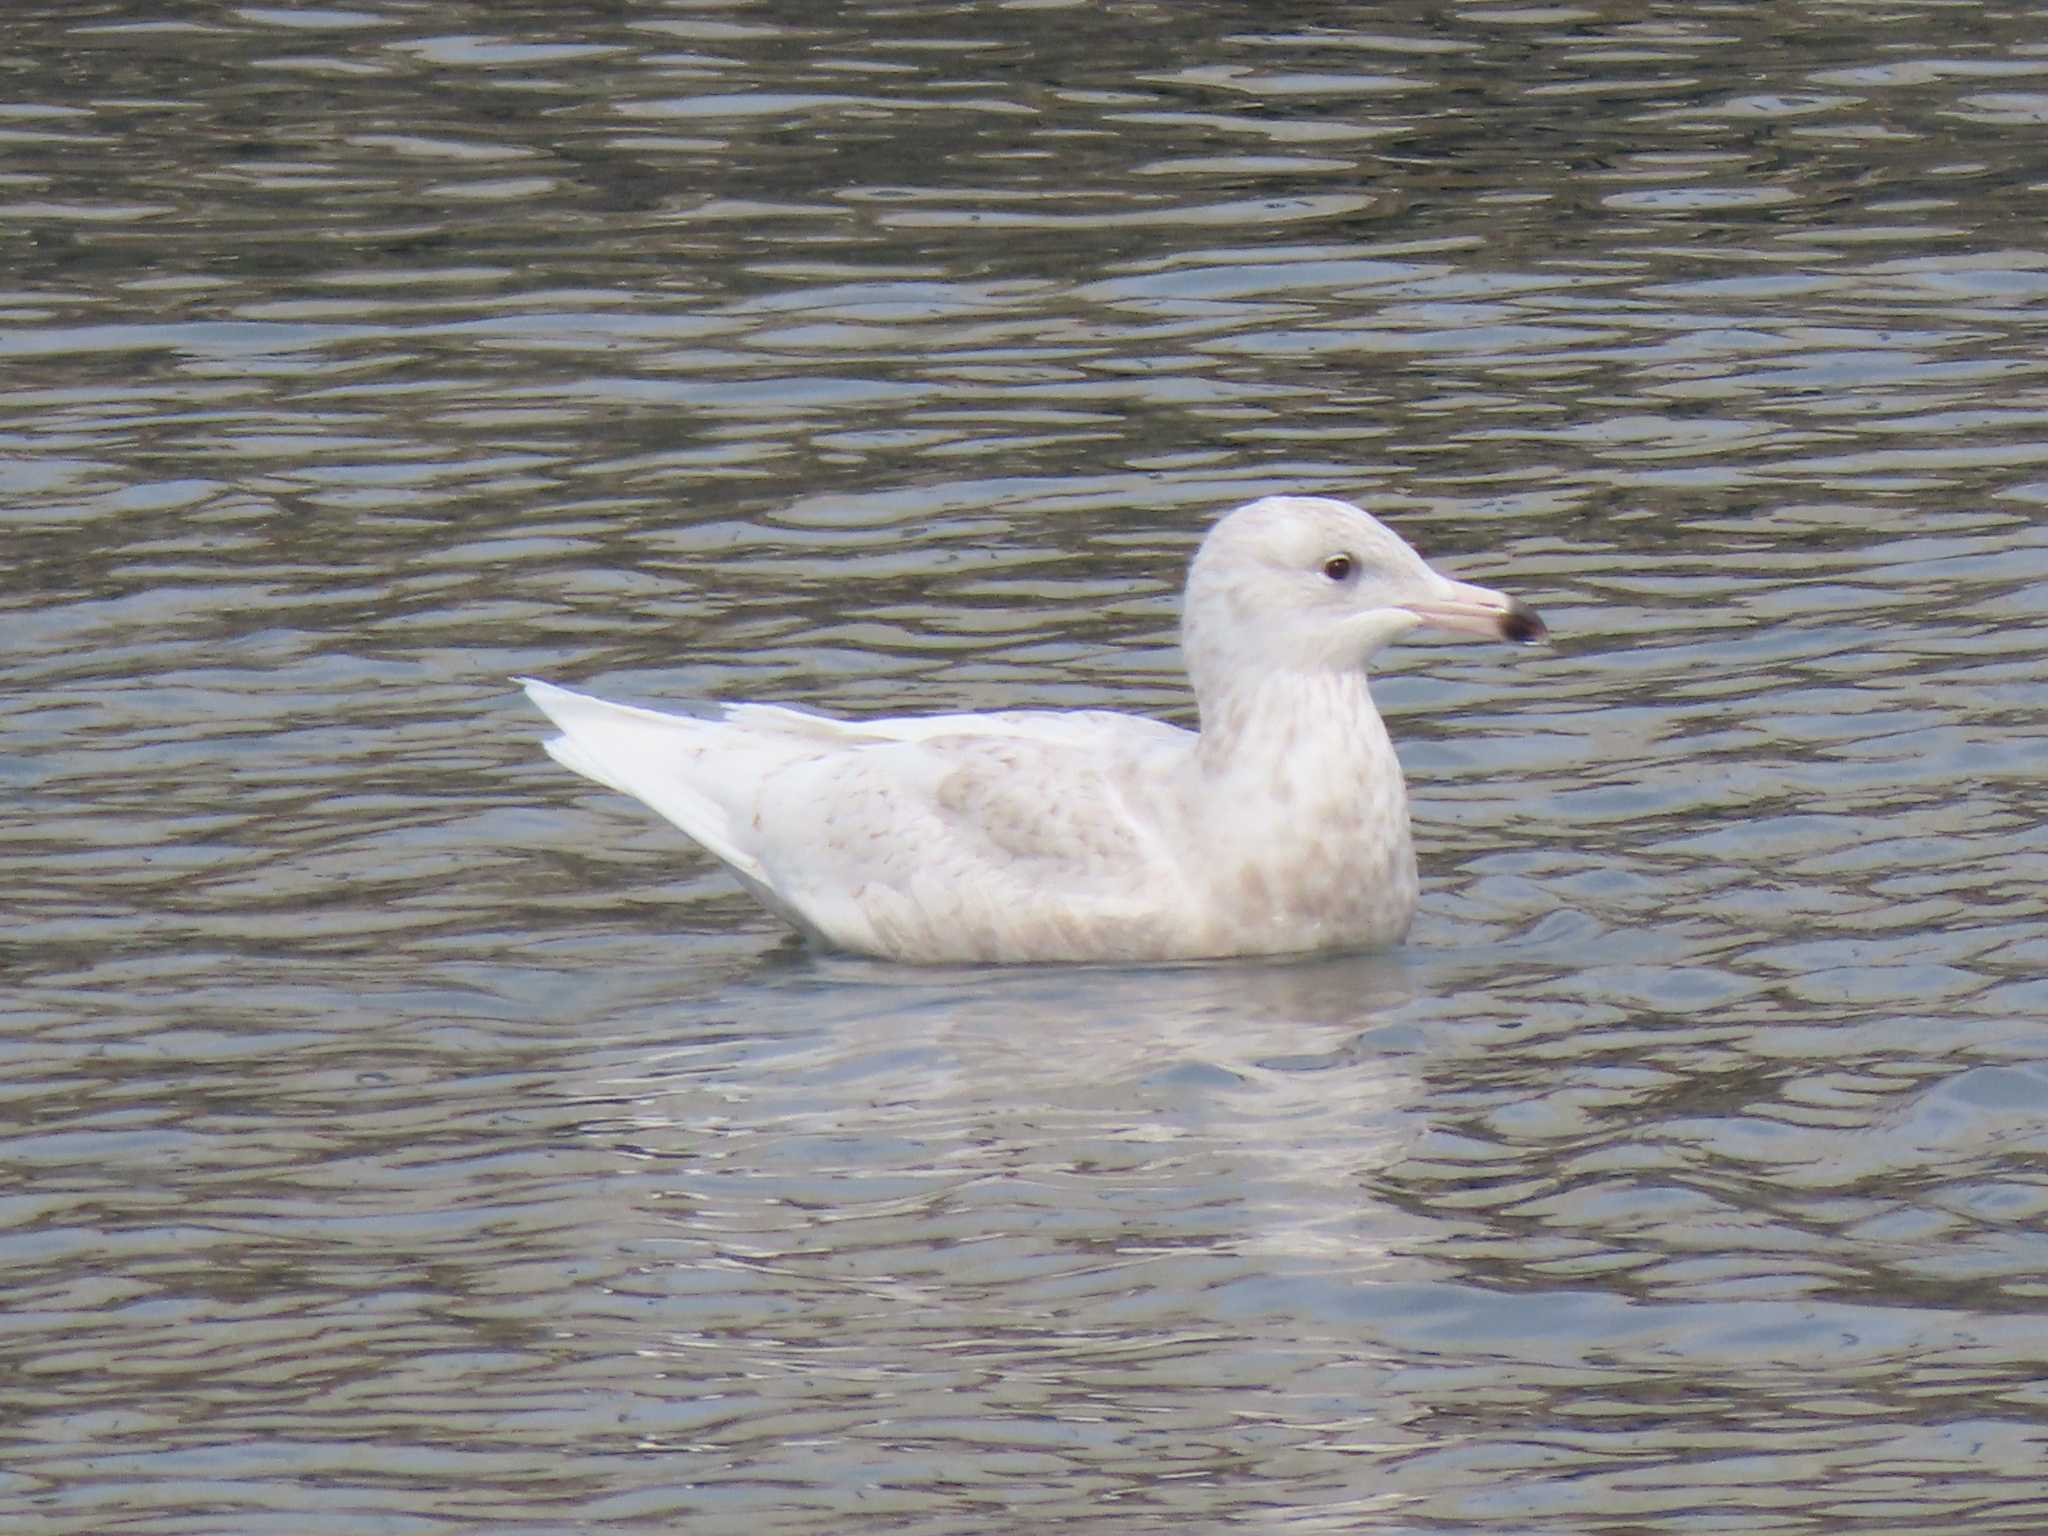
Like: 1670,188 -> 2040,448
1500,600 -> 1547,645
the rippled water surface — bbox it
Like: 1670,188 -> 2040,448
6,3 -> 2048,1531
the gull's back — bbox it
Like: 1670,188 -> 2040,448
522,678 -> 1201,962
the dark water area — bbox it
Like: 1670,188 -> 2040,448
4,3 -> 2047,1532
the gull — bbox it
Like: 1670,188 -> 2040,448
522,494 -> 1545,964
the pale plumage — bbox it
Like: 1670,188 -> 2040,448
522,494 -> 1545,964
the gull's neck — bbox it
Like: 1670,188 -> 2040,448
1185,666 -> 1420,950
1194,666 -> 1400,786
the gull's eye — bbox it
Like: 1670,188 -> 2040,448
1322,554 -> 1356,583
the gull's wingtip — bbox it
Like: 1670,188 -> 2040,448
517,676 -> 588,734
517,675 -> 574,707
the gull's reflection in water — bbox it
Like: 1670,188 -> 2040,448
591,946 -> 1430,1280
798,943 -> 1420,1089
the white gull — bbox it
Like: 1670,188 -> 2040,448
521,494 -> 1545,964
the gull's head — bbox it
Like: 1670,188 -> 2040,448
1183,495 -> 1545,695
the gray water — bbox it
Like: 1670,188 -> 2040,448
5,3 -> 2048,1532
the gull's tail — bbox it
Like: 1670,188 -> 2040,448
517,677 -> 771,887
